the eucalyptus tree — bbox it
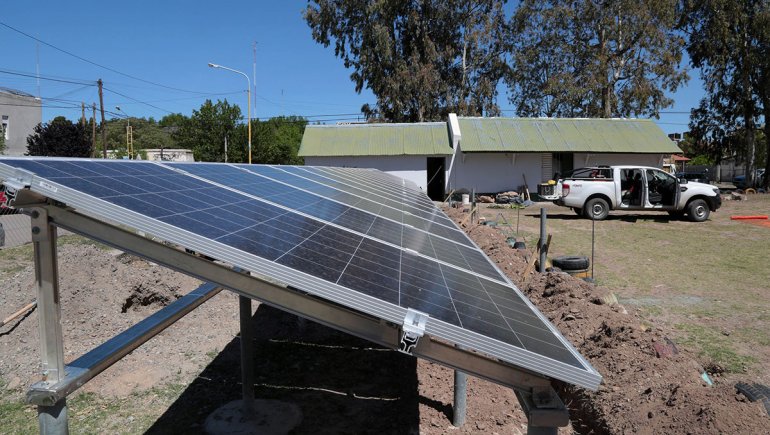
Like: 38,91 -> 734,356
507,0 -> 688,118
305,0 -> 507,122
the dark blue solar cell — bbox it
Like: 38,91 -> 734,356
212,233 -> 286,261
331,208 -> 376,235
52,177 -> 125,198
400,254 -> 449,298
402,228 -> 436,258
4,160 -> 71,178
263,213 -> 324,240
158,213 -> 231,238
105,194 -> 174,218
457,315 -> 524,348
399,293 -> 459,325
337,268 -> 399,304
354,238 -> 401,272
297,200 -> 350,223
58,161 -> 110,177
366,217 -> 402,246
185,210 -> 249,234
276,251 -> 346,282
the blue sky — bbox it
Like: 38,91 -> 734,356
2,1 -> 698,134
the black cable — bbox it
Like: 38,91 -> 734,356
0,68 -> 95,86
0,21 -> 213,94
102,87 -> 174,114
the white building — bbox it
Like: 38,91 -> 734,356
300,115 -> 682,200
0,87 -> 42,156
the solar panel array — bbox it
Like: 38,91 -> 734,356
0,157 -> 601,389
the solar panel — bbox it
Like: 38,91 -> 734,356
0,157 -> 601,390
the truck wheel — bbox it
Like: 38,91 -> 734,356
584,198 -> 609,220
687,199 -> 710,222
552,255 -> 589,271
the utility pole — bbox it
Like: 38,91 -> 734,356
253,41 -> 258,159
80,103 -> 86,126
91,104 -> 97,157
98,79 -> 107,158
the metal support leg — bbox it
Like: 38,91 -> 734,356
31,208 -> 68,435
515,386 -> 569,435
239,295 -> 255,414
452,370 -> 467,427
539,208 -> 547,273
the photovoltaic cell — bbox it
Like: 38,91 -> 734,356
0,157 -> 600,389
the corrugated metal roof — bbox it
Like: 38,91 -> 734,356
0,87 -> 37,98
299,122 -> 453,157
457,117 -> 682,154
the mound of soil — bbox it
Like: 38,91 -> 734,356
446,206 -> 770,433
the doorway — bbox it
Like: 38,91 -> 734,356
426,157 -> 445,201
553,153 -> 574,179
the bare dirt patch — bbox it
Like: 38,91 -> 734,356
447,203 -> 770,433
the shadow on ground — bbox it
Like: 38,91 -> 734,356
528,211 -> 678,223
147,304 -> 420,434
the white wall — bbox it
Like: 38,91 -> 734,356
449,153 -> 543,193
305,152 -> 669,195
574,153 -> 663,168
304,155 -> 436,191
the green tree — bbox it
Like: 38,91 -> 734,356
105,117 -> 177,157
305,0 -> 507,122
507,0 -> 688,118
26,116 -> 92,157
174,100 -> 243,162
686,0 -> 765,187
751,3 -> 770,188
253,116 -> 307,165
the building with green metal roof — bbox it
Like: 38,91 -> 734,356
300,115 -> 681,199
301,122 -> 456,200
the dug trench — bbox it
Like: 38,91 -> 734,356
445,205 -> 770,433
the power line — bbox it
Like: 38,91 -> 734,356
102,86 -> 174,114
0,68 -> 95,86
0,21 -> 212,94
0,102 -> 80,109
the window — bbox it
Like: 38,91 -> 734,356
1,115 -> 8,140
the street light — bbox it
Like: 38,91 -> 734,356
115,106 -> 133,159
208,62 -> 252,164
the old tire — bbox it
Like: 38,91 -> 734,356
736,382 -> 770,416
584,198 -> 610,220
687,199 -> 710,222
513,241 -> 526,250
572,207 -> 583,216
552,255 -> 589,271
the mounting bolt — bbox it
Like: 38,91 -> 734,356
30,210 -> 40,219
31,227 -> 40,235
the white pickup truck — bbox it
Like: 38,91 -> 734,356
538,165 -> 722,222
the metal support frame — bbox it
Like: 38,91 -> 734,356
452,370 -> 467,427
539,208 -> 547,273
30,207 -> 68,434
21,201 -> 572,431
515,387 -> 570,434
27,281 -> 222,406
239,295 -> 255,413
